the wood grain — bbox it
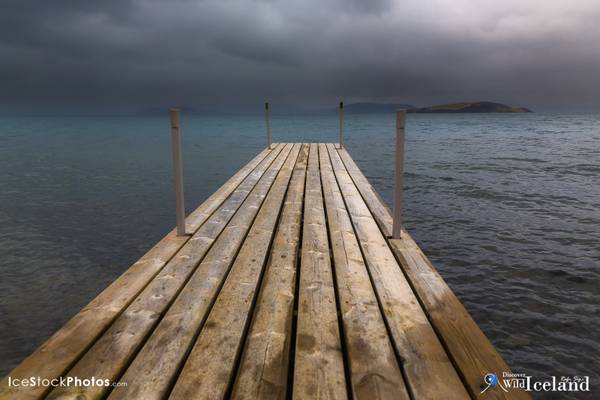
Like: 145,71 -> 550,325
292,144 -> 347,400
2,143 -> 528,400
231,145 -> 308,400
335,146 -> 530,400
108,145 -> 299,400
169,144 -> 304,400
319,144 -> 409,400
45,145 -> 293,400
327,144 -> 469,400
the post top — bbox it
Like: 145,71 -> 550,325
170,108 -> 180,126
396,110 -> 406,129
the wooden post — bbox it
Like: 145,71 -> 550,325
170,108 -> 186,236
392,110 -> 406,239
338,101 -> 344,148
265,102 -> 272,149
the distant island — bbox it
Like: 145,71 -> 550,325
407,101 -> 531,113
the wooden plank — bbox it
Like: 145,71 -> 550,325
169,144 -> 304,400
318,144 -> 409,400
183,146 -> 279,232
0,146 -> 276,400
292,144 -> 347,400
45,144 -> 293,400
335,147 -> 530,400
326,144 -> 469,400
230,145 -> 308,400
387,239 -> 530,400
335,148 -> 393,237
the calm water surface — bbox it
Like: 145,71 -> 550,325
1,113 -> 599,398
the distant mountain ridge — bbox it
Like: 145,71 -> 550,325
138,101 -> 531,115
339,101 -> 531,114
408,101 -> 531,113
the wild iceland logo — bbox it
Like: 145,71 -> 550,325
481,373 -> 505,393
480,372 -> 590,394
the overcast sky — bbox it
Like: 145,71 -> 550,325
1,0 -> 599,113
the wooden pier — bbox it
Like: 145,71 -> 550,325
0,143 -> 529,400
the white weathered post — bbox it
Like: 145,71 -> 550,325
170,108 -> 186,236
339,101 -> 344,148
265,102 -> 272,149
392,110 -> 406,239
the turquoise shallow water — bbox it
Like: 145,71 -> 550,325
1,113 -> 599,397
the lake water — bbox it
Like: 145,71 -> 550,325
1,113 -> 599,397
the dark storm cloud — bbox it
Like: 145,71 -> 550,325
1,0 -> 599,112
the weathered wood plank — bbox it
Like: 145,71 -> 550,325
292,144 -> 347,400
318,144 -> 409,400
169,144 -> 305,400
326,144 -> 469,400
109,145 -> 301,400
230,145 -> 308,400
335,148 -> 393,237
0,146 -> 276,400
45,144 -> 293,400
183,146 -> 280,232
387,238 -> 531,400
335,146 -> 530,400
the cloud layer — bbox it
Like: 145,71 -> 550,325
1,0 -> 599,112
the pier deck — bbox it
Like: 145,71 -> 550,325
1,143 -> 528,400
